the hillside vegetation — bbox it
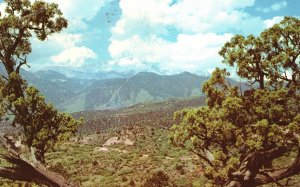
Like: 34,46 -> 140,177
0,0 -> 298,185
74,97 -> 205,133
2,97 -> 299,186
0,98 -> 207,186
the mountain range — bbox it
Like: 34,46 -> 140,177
26,70 -> 208,112
1,66 -> 245,113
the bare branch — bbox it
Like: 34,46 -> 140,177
1,75 -> 8,81
16,56 -> 29,74
189,148 -> 214,167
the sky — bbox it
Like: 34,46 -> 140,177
0,0 -> 299,75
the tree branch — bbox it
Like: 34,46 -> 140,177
255,148 -> 300,186
227,146 -> 289,186
6,28 -> 25,58
16,56 -> 29,74
190,148 -> 214,167
0,134 -> 78,187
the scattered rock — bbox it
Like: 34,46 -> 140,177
103,137 -> 120,146
165,157 -> 175,160
112,148 -> 128,153
69,137 -> 79,142
180,156 -> 199,161
94,147 -> 109,152
94,147 -> 128,154
103,136 -> 134,146
124,138 -> 134,146
79,136 -> 94,144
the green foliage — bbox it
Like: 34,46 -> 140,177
0,0 -> 81,164
219,17 -> 299,90
143,171 -> 170,187
41,125 -> 203,186
0,73 -> 82,164
48,162 -> 71,179
75,97 -> 204,133
170,16 -> 300,186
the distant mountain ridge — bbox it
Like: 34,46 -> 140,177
35,66 -> 135,80
19,68 -> 210,112
1,65 -> 240,112
80,71 -> 208,111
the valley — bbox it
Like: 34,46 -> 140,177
0,97 -> 208,186
0,1 -> 299,186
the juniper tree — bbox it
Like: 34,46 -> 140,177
170,17 -> 300,186
0,0 -> 81,164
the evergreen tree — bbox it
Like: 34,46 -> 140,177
0,0 -> 82,164
170,17 -> 300,186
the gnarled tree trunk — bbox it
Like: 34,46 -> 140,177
226,147 -> 300,187
0,134 -> 78,187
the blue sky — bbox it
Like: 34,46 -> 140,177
0,0 -> 299,74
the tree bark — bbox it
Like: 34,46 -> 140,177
225,147 -> 296,187
254,148 -> 300,186
0,134 -> 78,187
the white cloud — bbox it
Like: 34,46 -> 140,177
115,0 -> 257,34
36,0 -> 106,20
26,0 -> 103,68
109,33 -> 233,73
256,1 -> 287,13
271,1 -> 287,11
109,35 -> 169,63
0,2 -> 7,18
49,33 -> 82,48
29,32 -> 96,68
264,16 -> 284,28
51,47 -> 97,67
109,0 -> 260,74
108,57 -> 145,68
30,0 -> 110,31
116,57 -> 142,66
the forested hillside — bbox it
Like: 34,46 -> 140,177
1,64 -> 210,111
